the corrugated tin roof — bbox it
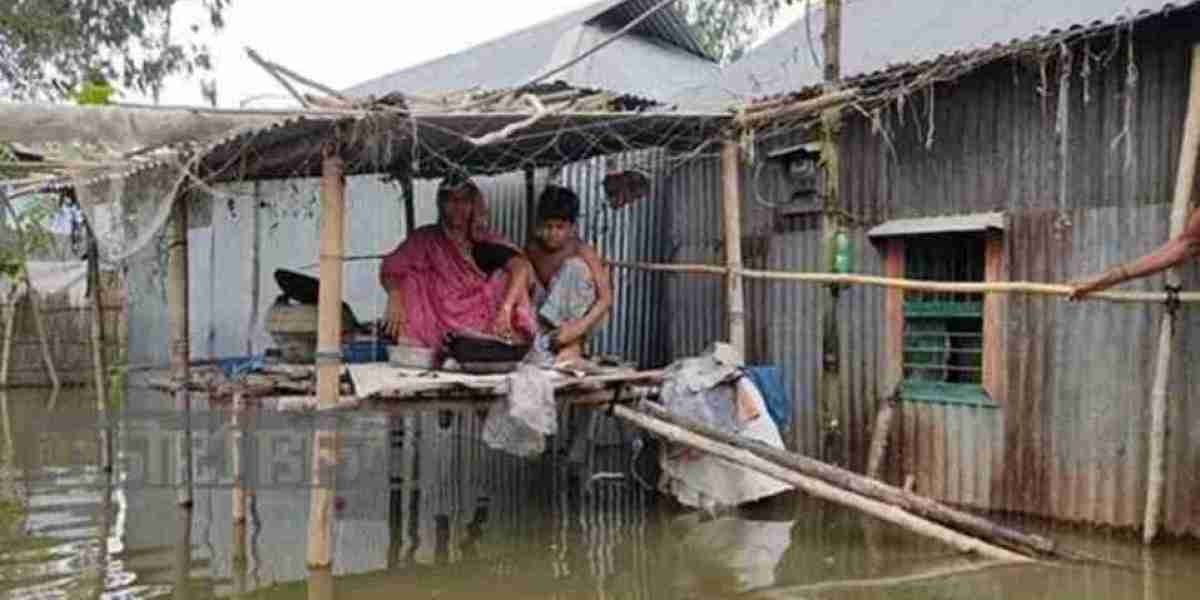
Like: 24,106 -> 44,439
343,0 -> 718,103
587,0 -> 711,59
683,0 -> 1200,111
867,212 -> 1007,238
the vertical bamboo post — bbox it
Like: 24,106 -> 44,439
721,139 -> 746,357
167,192 -> 192,507
401,174 -> 416,237
823,0 -> 842,86
232,396 -> 248,600
87,226 -> 108,411
173,506 -> 193,600
1144,43 -> 1200,544
232,392 -> 246,525
0,301 -> 13,388
307,149 -> 345,569
95,421 -> 113,598
819,0 -> 845,466
307,564 -> 335,600
525,167 -> 537,241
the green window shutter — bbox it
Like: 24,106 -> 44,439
900,233 -> 990,405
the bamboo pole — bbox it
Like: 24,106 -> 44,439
0,301 -> 13,387
86,226 -> 108,411
525,167 -> 537,241
232,392 -> 247,525
167,192 -> 192,507
736,89 -> 859,129
612,403 -> 1030,562
95,421 -> 113,599
173,506 -> 193,600
307,566 -> 335,600
308,149 -> 346,570
721,140 -> 746,357
401,175 -> 416,237
231,394 -> 249,597
634,400 -> 1062,558
1143,43 -> 1200,544
607,261 -> 1200,304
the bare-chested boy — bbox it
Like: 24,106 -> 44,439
525,185 -> 612,361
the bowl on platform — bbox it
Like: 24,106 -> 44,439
388,337 -> 437,370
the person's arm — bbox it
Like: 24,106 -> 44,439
492,253 -> 533,338
1070,207 -> 1200,299
554,245 -> 613,347
383,285 -> 407,340
379,232 -> 422,340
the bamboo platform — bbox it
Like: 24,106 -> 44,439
146,361 -> 664,412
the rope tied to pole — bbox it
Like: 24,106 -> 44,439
1164,283 -> 1182,314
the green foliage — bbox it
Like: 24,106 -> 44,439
75,77 -> 116,105
0,0 -> 231,102
683,0 -> 799,64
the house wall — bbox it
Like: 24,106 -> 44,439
666,13 -> 1200,536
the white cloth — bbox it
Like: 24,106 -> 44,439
482,364 -> 561,458
659,377 -> 792,512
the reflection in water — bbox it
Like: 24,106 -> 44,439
0,388 -> 1198,599
307,567 -> 334,600
173,506 -> 192,600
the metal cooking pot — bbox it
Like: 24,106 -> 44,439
443,330 -> 530,372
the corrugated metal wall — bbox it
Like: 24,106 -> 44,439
659,16 -> 1200,535
837,22 -> 1200,534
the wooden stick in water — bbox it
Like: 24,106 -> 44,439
612,403 -> 1031,562
632,400 -> 1060,558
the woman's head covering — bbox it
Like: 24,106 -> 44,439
436,172 -> 495,242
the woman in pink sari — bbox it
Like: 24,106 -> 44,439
379,176 -> 538,351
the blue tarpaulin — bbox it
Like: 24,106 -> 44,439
742,366 -> 791,430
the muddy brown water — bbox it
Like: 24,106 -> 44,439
0,386 -> 1196,599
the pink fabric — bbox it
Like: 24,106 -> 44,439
380,224 -> 537,350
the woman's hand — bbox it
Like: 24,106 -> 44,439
491,303 -> 514,340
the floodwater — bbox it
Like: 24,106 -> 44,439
0,386 -> 1198,600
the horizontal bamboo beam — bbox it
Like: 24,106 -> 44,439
736,88 -> 860,128
609,261 -> 1200,304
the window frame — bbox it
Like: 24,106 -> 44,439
876,215 -> 1008,409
